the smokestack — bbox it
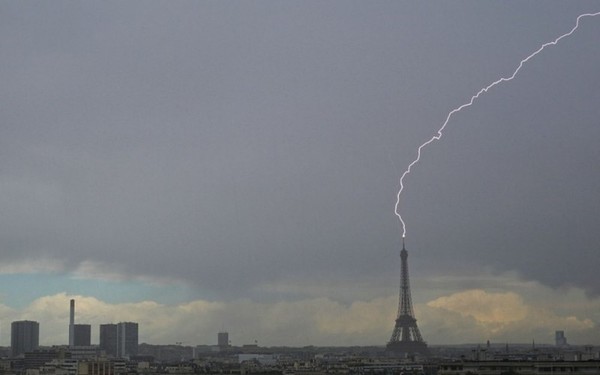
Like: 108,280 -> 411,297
69,299 -> 75,347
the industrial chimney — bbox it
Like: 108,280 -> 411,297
69,299 -> 75,347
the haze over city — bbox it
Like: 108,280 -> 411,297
1,1 -> 600,348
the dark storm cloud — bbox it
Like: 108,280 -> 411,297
1,1 -> 599,299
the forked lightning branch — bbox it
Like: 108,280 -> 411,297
394,12 -> 600,239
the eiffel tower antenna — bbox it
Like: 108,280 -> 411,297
387,238 -> 428,356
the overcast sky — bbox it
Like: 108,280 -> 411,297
1,1 -> 600,347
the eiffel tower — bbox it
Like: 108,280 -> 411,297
387,239 -> 428,356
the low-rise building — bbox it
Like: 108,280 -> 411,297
438,360 -> 600,375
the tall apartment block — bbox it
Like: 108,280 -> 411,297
99,324 -> 118,357
99,322 -> 138,358
117,322 -> 139,358
11,320 -> 40,357
74,324 -> 91,346
556,330 -> 568,346
218,331 -> 229,348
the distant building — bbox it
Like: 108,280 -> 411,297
74,324 -> 92,346
43,358 -> 119,375
100,322 -> 138,358
99,324 -> 118,357
11,320 -> 40,357
23,349 -> 67,369
78,359 -> 119,375
117,322 -> 138,358
438,360 -> 600,375
218,332 -> 229,348
68,346 -> 103,360
555,330 -> 568,346
238,354 -> 277,365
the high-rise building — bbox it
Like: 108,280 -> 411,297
117,322 -> 138,358
218,332 -> 229,348
386,240 -> 428,356
99,324 -> 118,357
11,320 -> 40,357
555,330 -> 568,346
74,324 -> 91,347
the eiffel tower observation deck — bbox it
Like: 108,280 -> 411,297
387,239 -> 429,357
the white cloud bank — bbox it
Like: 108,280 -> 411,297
1,293 -> 396,347
2,283 -> 599,347
422,289 -> 597,344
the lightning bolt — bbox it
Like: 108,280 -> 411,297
395,11 -> 600,239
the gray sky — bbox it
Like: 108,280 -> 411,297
1,1 -> 600,346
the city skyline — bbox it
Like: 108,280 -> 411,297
6,312 -> 138,354
1,2 -> 600,347
0,314 -> 581,350
0,291 -> 595,347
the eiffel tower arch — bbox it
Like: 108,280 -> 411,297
387,239 -> 429,357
